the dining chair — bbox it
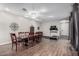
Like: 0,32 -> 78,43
10,33 -> 23,51
25,32 -> 29,37
28,32 -> 34,46
18,32 -> 25,38
36,32 -> 43,42
24,32 -> 29,46
35,32 -> 40,43
18,32 -> 28,46
39,32 -> 43,41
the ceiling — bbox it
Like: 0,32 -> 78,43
0,3 -> 73,22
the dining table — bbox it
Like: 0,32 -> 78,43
17,34 -> 40,46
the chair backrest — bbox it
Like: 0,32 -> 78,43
40,32 -> 43,35
25,32 -> 29,36
18,32 -> 24,35
10,33 -> 17,43
35,32 -> 38,34
29,32 -> 34,35
36,32 -> 43,36
18,32 -> 25,38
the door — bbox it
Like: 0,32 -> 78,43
30,25 -> 34,32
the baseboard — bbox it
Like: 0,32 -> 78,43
43,36 -> 50,39
0,41 -> 11,45
60,35 -> 69,39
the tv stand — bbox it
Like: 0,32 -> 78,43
50,36 -> 58,40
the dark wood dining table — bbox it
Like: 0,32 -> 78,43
17,34 -> 40,46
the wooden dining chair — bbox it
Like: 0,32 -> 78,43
29,32 -> 34,35
28,32 -> 34,46
39,32 -> 43,37
35,32 -> 43,42
18,32 -> 25,38
35,32 -> 40,43
10,33 -> 23,51
39,32 -> 43,41
18,32 -> 28,46
24,32 -> 29,46
25,32 -> 29,37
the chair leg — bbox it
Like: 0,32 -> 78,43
36,37 -> 39,43
31,39 -> 34,46
34,37 -> 36,43
33,38 -> 35,45
78,52 -> 79,56
12,43 -> 13,49
27,39 -> 30,46
16,43 -> 17,51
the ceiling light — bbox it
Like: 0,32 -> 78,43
24,9 -> 40,19
28,11 -> 40,19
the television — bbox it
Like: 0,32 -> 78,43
50,26 -> 58,30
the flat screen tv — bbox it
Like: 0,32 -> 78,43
50,26 -> 58,30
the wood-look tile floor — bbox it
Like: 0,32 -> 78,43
0,38 -> 77,56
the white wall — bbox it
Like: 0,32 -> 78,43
0,11 -> 40,45
40,21 -> 60,36
40,20 -> 69,37
60,20 -> 69,36
0,10 -> 69,45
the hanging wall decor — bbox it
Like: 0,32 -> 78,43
9,22 -> 19,31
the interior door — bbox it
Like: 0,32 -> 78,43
30,26 -> 34,32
